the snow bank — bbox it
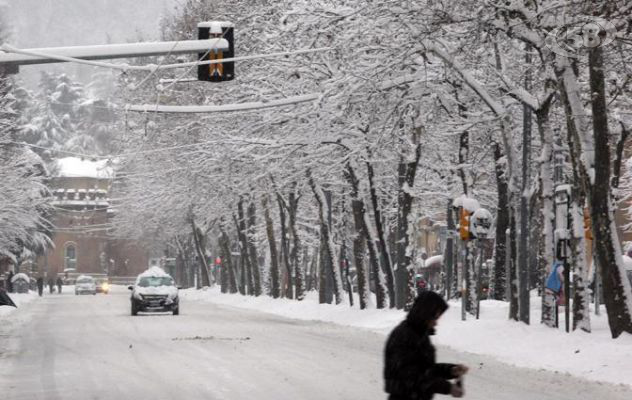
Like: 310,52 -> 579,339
181,287 -> 632,387
0,291 -> 38,317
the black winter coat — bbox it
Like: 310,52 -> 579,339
383,292 -> 455,400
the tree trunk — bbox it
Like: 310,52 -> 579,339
262,194 -> 281,299
218,222 -> 237,294
275,190 -> 293,299
492,143 -> 508,300
191,218 -> 211,288
570,200 -> 590,332
247,198 -> 262,296
396,142 -> 422,310
588,44 -> 632,338
340,230 -> 354,307
288,190 -> 305,300
367,158 -> 395,308
308,170 -> 343,304
535,105 -> 557,327
350,199 -> 369,309
345,162 -> 386,308
234,197 -> 254,295
518,53 -> 533,323
508,212 -> 519,321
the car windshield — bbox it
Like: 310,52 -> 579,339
77,277 -> 93,284
138,276 -> 173,287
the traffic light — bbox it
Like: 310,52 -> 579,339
197,21 -> 234,82
459,208 -> 472,241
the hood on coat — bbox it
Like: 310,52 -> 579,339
406,291 -> 448,334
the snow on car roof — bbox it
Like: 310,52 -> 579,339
76,275 -> 94,281
138,266 -> 172,278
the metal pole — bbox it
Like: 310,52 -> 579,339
461,241 -> 467,321
445,201 -> 454,300
476,239 -> 483,319
565,207 -> 571,333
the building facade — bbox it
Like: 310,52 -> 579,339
37,158 -> 149,280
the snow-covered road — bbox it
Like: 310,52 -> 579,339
1,287 -> 630,400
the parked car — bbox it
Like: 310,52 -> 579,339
11,273 -> 31,294
96,279 -> 110,294
128,267 -> 179,316
75,275 -> 96,295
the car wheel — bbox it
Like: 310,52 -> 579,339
173,306 -> 179,316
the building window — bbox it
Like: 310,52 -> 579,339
65,243 -> 77,270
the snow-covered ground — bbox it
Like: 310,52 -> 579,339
1,286 -> 631,400
181,287 -> 632,387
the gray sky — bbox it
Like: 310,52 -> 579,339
3,0 -> 179,89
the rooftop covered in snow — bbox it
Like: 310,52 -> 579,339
54,157 -> 113,179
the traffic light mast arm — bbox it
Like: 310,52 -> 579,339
0,43 -> 332,73
0,39 -> 228,68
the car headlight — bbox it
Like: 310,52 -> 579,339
133,292 -> 143,300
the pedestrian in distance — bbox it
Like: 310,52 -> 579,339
48,277 -> 55,294
36,276 -> 44,297
384,291 -> 468,399
6,270 -> 14,293
56,277 -> 63,294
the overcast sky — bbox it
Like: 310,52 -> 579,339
3,0 -> 179,89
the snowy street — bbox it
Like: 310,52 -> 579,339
1,286 -> 630,400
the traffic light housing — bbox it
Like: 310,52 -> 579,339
197,21 -> 234,82
584,208 -> 593,240
459,208 -> 472,241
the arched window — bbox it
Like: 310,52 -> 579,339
64,243 -> 77,270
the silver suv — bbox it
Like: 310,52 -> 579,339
128,267 -> 179,316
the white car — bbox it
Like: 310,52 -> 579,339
128,267 -> 179,316
75,275 -> 96,295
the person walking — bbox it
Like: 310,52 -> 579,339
56,276 -> 63,294
36,276 -> 44,297
6,270 -> 14,293
384,291 -> 468,399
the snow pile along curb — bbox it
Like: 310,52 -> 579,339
0,291 -> 38,317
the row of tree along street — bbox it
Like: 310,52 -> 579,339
1,1 -> 632,338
